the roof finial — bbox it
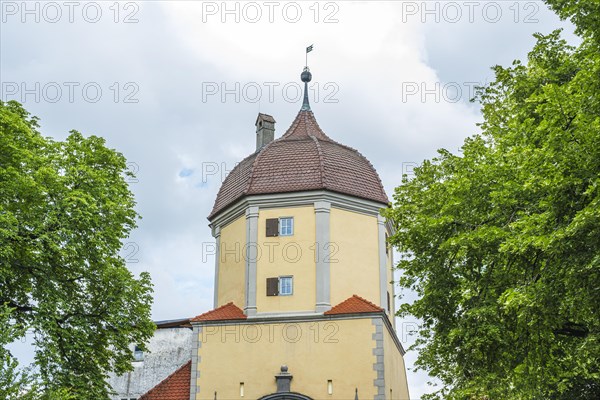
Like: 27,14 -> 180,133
301,44 -> 313,111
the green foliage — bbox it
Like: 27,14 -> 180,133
545,0 -> 600,43
0,303 -> 33,400
384,12 -> 600,400
0,101 -> 154,398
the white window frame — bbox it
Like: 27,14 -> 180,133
279,217 -> 294,236
279,276 -> 293,296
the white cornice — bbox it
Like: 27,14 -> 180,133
209,190 -> 390,230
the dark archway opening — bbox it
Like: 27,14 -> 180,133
258,392 -> 314,400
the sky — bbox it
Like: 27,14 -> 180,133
1,1 -> 578,398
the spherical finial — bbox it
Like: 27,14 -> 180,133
301,67 -> 312,83
281,365 -> 288,373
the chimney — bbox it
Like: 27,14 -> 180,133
256,113 -> 276,150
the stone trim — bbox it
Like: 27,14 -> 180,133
314,201 -> 331,312
372,318 -> 385,400
209,190 -> 387,229
189,326 -> 201,400
244,206 -> 259,316
377,215 -> 388,311
212,226 -> 221,309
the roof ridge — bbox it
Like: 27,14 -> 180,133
280,110 -> 304,139
307,111 -> 332,141
138,360 -> 191,400
303,111 -> 310,137
310,135 -> 326,188
245,139 -> 276,195
280,110 -> 332,141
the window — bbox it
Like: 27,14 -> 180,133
265,217 -> 294,237
279,217 -> 293,236
279,276 -> 293,295
133,345 -> 144,362
266,276 -> 293,296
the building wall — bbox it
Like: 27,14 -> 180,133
217,214 -> 246,308
256,206 -> 316,313
107,327 -> 193,400
383,325 -> 410,400
329,207 -> 380,307
214,202 -> 392,315
194,318 -> 378,400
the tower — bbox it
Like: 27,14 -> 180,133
189,66 -> 411,400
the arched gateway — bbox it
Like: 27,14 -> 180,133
258,392 -> 313,400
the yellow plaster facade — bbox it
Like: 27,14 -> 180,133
195,318 -> 378,400
217,214 -> 246,308
256,206 -> 317,312
383,326 -> 410,400
215,204 -> 396,316
329,207 -> 380,309
204,200 -> 410,399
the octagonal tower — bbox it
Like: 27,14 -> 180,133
190,67 -> 410,400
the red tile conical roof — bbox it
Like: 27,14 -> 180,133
209,110 -> 389,219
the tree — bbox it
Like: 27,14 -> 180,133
0,101 -> 154,398
383,3 -> 600,399
0,303 -> 34,399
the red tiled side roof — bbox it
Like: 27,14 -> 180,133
208,110 -> 389,219
324,295 -> 384,315
190,302 -> 247,322
139,360 -> 191,400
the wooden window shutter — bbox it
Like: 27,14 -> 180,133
266,218 -> 279,237
387,291 -> 391,312
266,277 -> 279,296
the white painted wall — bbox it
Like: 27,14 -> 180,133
107,327 -> 193,400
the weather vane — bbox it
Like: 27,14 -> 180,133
306,44 -> 313,67
301,45 -> 313,111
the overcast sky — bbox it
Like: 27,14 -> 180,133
1,1 -> 578,398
